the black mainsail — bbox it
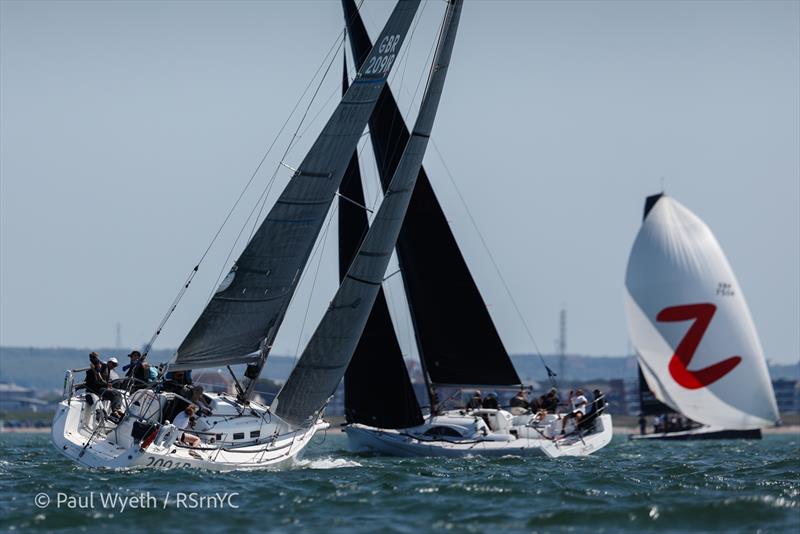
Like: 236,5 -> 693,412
169,0 -> 421,373
338,56 -> 424,429
274,0 -> 464,428
342,0 -> 521,388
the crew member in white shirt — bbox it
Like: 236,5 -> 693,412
560,389 -> 588,435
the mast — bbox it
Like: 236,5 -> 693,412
166,0 -> 421,399
558,307 -> 566,383
274,0 -> 464,428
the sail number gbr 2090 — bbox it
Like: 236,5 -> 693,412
364,34 -> 401,76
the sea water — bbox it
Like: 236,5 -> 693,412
1,432 -> 798,532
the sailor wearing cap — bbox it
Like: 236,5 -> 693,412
107,357 -> 120,380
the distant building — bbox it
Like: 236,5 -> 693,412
0,383 -> 49,412
604,379 -> 627,415
623,379 -> 639,415
772,379 -> 798,413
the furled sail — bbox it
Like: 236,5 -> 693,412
169,0 -> 421,371
338,55 -> 424,429
342,0 -> 521,387
274,0 -> 463,428
624,193 -> 779,429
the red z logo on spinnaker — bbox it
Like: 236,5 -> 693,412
657,303 -> 741,389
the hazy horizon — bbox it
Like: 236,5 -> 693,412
1,0 -> 798,364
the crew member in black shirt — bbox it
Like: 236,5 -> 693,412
509,390 -> 530,413
85,352 -> 123,417
482,392 -> 499,409
466,391 -> 483,411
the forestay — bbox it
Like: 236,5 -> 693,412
170,0 -> 421,371
624,194 -> 779,429
274,0 -> 464,428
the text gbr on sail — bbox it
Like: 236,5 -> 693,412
364,34 -> 401,75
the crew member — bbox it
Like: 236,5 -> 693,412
509,390 -> 530,414
466,391 -> 482,410
107,357 -> 120,381
85,352 -> 124,418
172,404 -> 203,447
482,392 -> 499,409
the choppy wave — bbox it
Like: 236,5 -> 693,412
1,432 -> 798,532
293,456 -> 362,470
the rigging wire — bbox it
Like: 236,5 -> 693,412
246,37 -> 346,244
330,1 -> 430,292
291,201 -> 339,363
343,0 -> 431,218
343,13 -> 431,249
143,5 -> 365,356
276,0 -> 427,363
296,82 -> 344,140
288,1 -> 430,365
339,0 -> 433,363
429,138 -> 559,388
244,0 -> 390,248
371,0 -> 436,189
377,0 -> 439,368
347,0 -> 434,218
205,23 -> 354,303
335,0 -> 436,374
207,36 -> 345,303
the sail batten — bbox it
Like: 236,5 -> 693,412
624,194 -> 779,429
274,0 -> 463,428
169,0 -> 421,371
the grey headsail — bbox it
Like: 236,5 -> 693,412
273,0 -> 464,428
169,0 -> 421,372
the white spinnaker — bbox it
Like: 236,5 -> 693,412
624,195 -> 778,429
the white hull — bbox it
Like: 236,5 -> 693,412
628,424 -> 761,441
345,411 -> 613,458
51,391 -> 327,471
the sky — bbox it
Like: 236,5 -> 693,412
1,0 -> 798,365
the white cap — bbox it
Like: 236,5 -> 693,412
108,357 -> 119,364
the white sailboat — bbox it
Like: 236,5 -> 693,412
625,193 -> 779,441
338,0 -> 612,458
51,0 -> 428,470
346,410 -> 613,459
